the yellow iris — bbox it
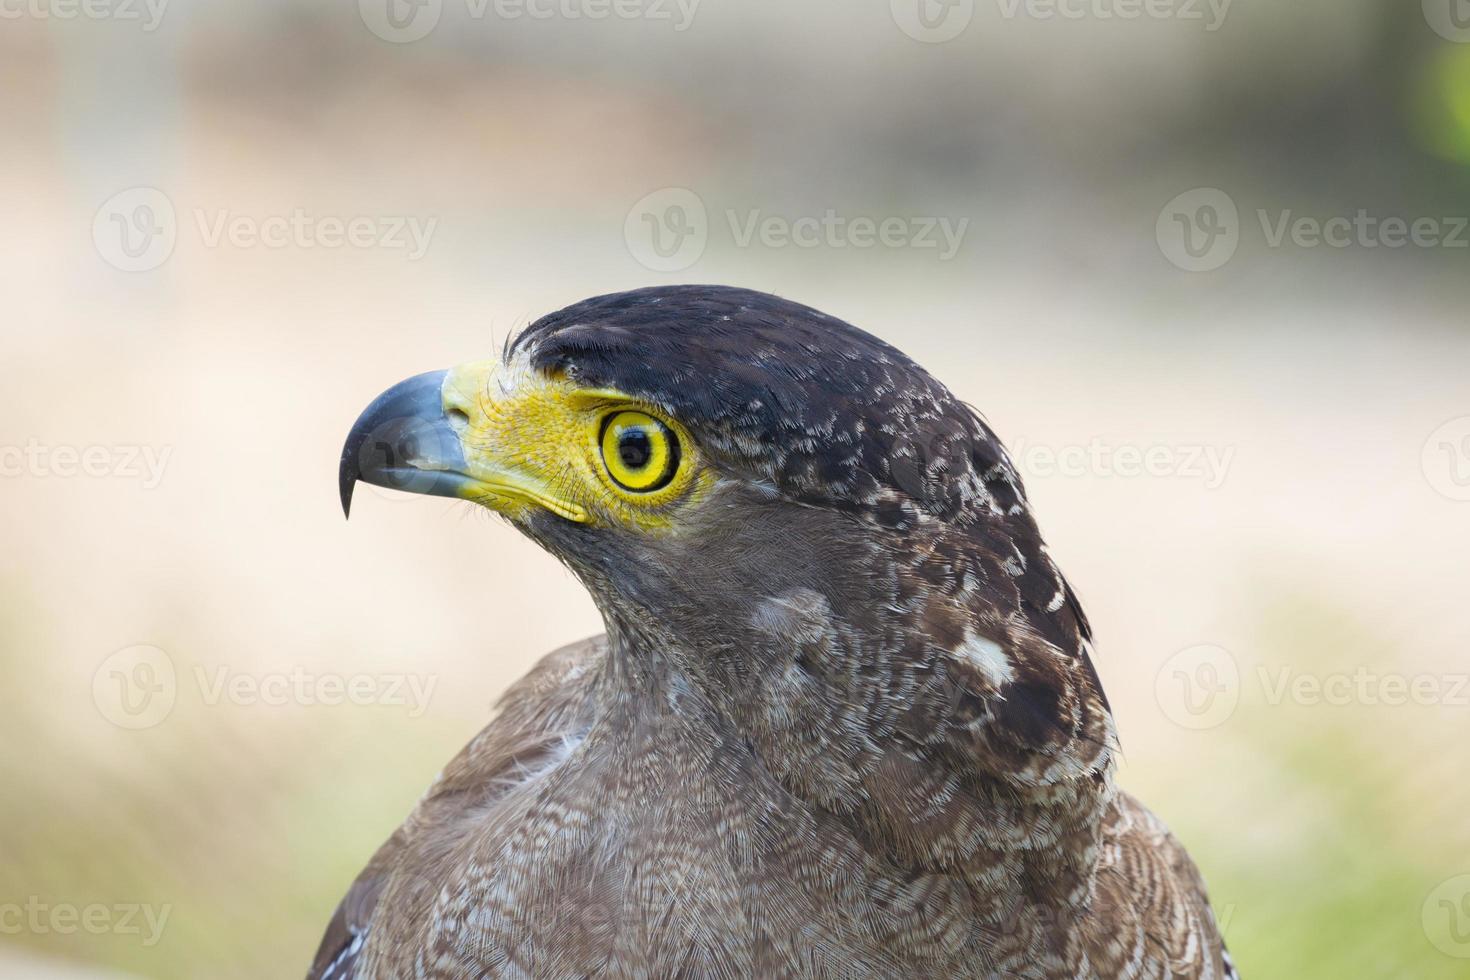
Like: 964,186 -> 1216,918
599,410 -> 679,493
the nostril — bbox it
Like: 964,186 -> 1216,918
446,408 -> 470,432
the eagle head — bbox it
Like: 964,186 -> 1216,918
340,285 -> 1113,865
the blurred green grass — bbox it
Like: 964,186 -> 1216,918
1128,593 -> 1469,979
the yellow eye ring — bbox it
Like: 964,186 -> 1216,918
598,410 -> 680,493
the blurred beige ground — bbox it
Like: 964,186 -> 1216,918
2,3 -> 1469,977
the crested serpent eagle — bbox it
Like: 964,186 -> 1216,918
318,285 -> 1237,979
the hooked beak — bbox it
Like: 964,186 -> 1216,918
339,362 -> 591,523
338,369 -> 468,518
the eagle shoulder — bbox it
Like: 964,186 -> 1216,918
1087,791 -> 1238,978
304,635 -> 605,980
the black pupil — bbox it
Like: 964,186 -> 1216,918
618,428 -> 653,470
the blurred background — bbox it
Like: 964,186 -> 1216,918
2,1 -> 1469,976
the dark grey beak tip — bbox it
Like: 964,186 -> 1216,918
339,464 -> 357,519
339,369 -> 456,520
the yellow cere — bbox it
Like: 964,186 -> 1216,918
440,358 -> 710,530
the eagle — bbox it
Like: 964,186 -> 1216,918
318,285 -> 1237,979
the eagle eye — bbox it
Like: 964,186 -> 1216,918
598,410 -> 680,494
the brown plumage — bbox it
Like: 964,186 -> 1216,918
317,285 -> 1237,979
